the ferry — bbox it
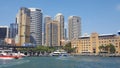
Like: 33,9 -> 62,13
50,49 -> 69,57
0,49 -> 24,60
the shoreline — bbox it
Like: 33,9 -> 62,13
25,53 -> 120,57
71,53 -> 120,57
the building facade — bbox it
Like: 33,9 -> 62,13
71,32 -> 120,54
44,16 -> 52,45
29,8 -> 42,45
68,16 -> 81,40
9,23 -> 18,38
55,13 -> 64,46
0,26 -> 9,39
46,20 -> 60,46
17,7 -> 31,46
0,26 -> 9,44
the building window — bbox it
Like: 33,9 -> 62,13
77,19 -> 79,22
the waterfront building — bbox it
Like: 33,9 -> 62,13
46,20 -> 60,46
0,26 -> 9,44
16,7 -> 31,46
68,16 -> 81,40
9,23 -> 18,38
29,8 -> 42,46
54,13 -> 64,46
44,16 -> 52,45
71,32 -> 120,54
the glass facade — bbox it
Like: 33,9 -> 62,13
0,28 -> 7,39
29,8 -> 42,45
9,23 -> 18,38
0,26 -> 8,45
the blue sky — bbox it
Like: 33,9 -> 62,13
0,0 -> 120,35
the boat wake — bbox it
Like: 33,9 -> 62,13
0,59 -> 30,68
56,56 -> 74,60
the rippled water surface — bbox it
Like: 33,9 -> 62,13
0,56 -> 120,68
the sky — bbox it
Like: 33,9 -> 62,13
0,0 -> 120,35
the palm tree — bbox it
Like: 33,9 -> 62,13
105,45 -> 109,53
99,45 -> 105,53
105,44 -> 116,54
109,44 -> 116,54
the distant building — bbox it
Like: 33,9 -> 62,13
0,26 -> 9,44
64,28 -> 67,40
9,23 -> 18,38
29,8 -> 43,45
16,7 -> 31,46
0,26 -> 9,39
44,16 -> 52,45
68,16 -> 81,40
46,20 -> 60,46
54,13 -> 64,46
71,32 -> 120,54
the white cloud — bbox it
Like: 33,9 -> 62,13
116,4 -> 120,11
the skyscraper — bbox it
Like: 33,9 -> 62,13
29,8 -> 42,45
54,13 -> 64,46
17,7 -> 31,46
68,16 -> 81,40
44,16 -> 51,45
0,26 -> 9,39
9,23 -> 18,38
46,20 -> 60,46
0,26 -> 9,44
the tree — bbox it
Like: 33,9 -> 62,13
35,46 -> 55,53
99,45 -> 105,53
99,44 -> 116,54
109,44 -> 116,54
63,42 -> 76,53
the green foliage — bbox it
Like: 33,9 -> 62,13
35,46 -> 56,52
17,45 -> 55,53
63,42 -> 76,53
109,44 -> 116,53
99,45 -> 105,52
99,44 -> 116,54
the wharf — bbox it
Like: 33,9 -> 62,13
71,53 -> 120,57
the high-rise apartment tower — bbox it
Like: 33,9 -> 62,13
29,8 -> 42,45
17,7 -> 31,46
68,16 -> 81,40
46,20 -> 60,46
54,13 -> 64,46
44,16 -> 51,45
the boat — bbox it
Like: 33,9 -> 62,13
50,49 -> 69,57
0,49 -> 23,60
59,52 -> 68,57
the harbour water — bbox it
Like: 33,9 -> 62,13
0,56 -> 120,68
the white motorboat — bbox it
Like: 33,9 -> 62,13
50,49 -> 69,57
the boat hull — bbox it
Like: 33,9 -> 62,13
0,56 -> 21,60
